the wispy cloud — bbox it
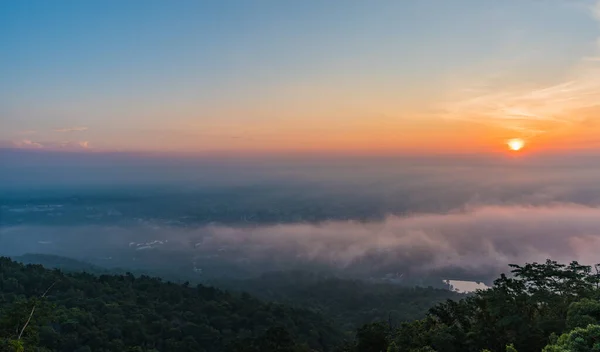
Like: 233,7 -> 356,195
12,139 -> 43,149
4,140 -> 92,151
54,140 -> 92,150
440,1 -> 600,140
53,126 -> 88,133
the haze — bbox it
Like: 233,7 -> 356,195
2,0 -> 600,285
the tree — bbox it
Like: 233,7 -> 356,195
0,295 -> 54,352
566,299 -> 600,330
542,324 -> 600,352
383,260 -> 600,352
356,322 -> 390,352
0,257 -> 343,352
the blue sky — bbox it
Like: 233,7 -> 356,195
1,0 -> 599,154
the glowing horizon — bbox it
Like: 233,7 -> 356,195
2,0 -> 600,155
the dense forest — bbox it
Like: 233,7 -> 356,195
337,260 -> 600,352
2,257 -> 600,351
0,257 -> 342,352
213,272 -> 463,332
11,254 -> 463,332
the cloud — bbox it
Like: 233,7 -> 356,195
12,139 -> 43,149
440,1 -> 600,139
53,127 -> 88,133
6,204 -> 600,282
3,153 -> 600,283
3,140 -> 92,151
54,140 -> 91,149
186,204 -> 600,278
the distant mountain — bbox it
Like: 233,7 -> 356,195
12,253 -> 110,274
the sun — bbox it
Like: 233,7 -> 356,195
507,138 -> 525,151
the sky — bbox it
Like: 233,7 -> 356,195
2,0 -> 600,155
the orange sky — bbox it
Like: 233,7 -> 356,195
3,0 -> 600,156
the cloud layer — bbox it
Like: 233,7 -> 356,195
191,204 -> 600,277
5,204 -> 600,282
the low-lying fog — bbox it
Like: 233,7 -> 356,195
2,149 -> 600,284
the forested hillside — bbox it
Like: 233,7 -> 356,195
0,257 -> 342,352
338,260 -> 600,352
3,258 -> 600,351
11,254 -> 461,333
214,271 -> 463,332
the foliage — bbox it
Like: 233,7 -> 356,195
542,324 -> 600,352
566,299 -> 600,330
355,322 -> 390,352
343,260 -> 600,352
506,344 -> 518,352
0,257 -> 342,352
5,256 -> 600,352
226,326 -> 313,352
215,271 -> 463,332
0,295 -> 55,352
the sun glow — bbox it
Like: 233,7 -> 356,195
507,138 -> 525,151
